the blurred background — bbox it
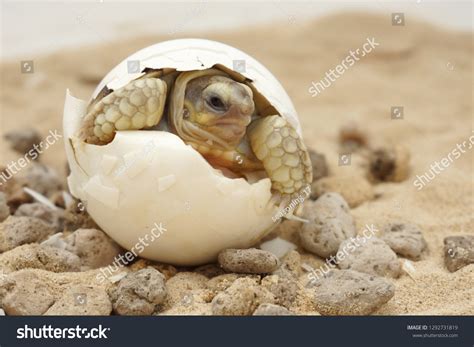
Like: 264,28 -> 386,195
1,1 -> 472,59
0,1 -> 473,315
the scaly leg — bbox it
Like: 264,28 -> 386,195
79,78 -> 167,145
247,115 -> 312,196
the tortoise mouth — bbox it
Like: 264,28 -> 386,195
212,113 -> 250,138
217,124 -> 246,141
200,122 -> 248,148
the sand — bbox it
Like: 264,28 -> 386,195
0,13 -> 473,315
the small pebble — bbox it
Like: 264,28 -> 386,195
253,303 -> 294,316
0,244 -> 80,273
4,188 -> 33,213
381,223 -> 427,260
338,122 -> 368,153
369,145 -> 410,182
0,216 -> 55,252
15,202 -> 65,233
218,248 -> 279,274
64,228 -> 122,269
0,166 -> 16,193
0,192 -> 10,222
41,232 -> 69,249
4,128 -> 42,155
311,269 -> 395,315
300,193 -> 356,258
308,149 -> 329,181
311,174 -> 374,207
160,297 -> 213,315
129,259 -> 177,280
109,267 -> 167,315
44,285 -> 112,315
165,272 -> 209,308
63,201 -> 99,231
0,271 -> 55,315
272,250 -> 301,279
37,245 -> 81,272
211,278 -> 274,315
444,235 -> 474,272
165,288 -> 214,312
24,164 -> 62,197
337,237 -> 401,278
261,275 -> 298,308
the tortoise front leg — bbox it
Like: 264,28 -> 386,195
79,78 -> 167,145
248,115 -> 312,196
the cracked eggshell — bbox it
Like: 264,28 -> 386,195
63,39 -> 301,266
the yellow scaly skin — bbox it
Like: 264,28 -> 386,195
79,78 -> 167,145
248,115 -> 312,195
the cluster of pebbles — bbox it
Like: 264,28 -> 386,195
0,127 -> 472,316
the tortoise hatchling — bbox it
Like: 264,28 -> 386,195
78,67 -> 312,198
64,39 -> 312,265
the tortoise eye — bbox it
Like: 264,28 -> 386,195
207,96 -> 226,111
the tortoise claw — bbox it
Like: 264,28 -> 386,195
248,115 -> 312,196
79,78 -> 167,145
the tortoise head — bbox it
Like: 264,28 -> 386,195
183,75 -> 255,147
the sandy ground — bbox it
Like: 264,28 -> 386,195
0,13 -> 473,315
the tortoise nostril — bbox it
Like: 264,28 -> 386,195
240,96 -> 255,115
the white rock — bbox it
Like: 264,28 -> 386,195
260,237 -> 297,258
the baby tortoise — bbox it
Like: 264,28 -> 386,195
79,68 -> 312,198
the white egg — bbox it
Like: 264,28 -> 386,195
63,39 -> 303,265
